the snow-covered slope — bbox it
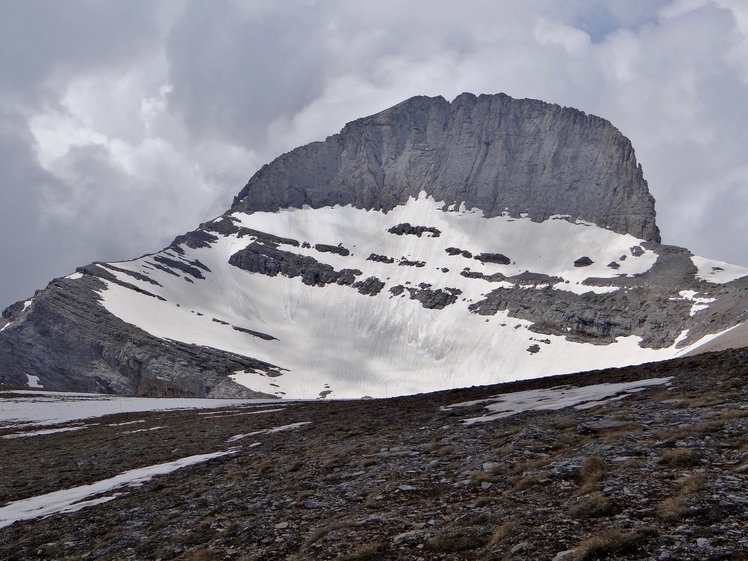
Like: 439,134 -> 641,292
84,193 -> 747,399
2,92 -> 747,399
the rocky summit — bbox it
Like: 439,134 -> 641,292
1,93 -> 748,399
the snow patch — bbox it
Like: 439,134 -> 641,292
445,377 -> 673,425
1,425 -> 90,439
227,421 -> 310,442
691,256 -> 748,283
0,449 -> 238,529
673,329 -> 690,347
82,195 -> 743,399
198,407 -> 286,419
25,374 -> 43,389
95,195 -> 683,399
676,322 -> 745,355
107,420 -> 145,427
65,272 -> 83,280
0,299 -> 34,332
121,426 -> 164,435
0,392 -> 280,428
670,290 -> 717,316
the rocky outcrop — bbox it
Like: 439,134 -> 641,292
233,93 -> 660,242
228,242 -> 362,288
0,269 -> 279,398
467,244 -> 748,349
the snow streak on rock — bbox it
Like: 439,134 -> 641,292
0,450 -> 238,529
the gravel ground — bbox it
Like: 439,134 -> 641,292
1,348 -> 747,560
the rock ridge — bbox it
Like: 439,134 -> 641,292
0,268 -> 280,398
232,93 -> 660,242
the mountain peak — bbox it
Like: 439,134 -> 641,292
4,93 -> 746,400
233,92 -> 660,243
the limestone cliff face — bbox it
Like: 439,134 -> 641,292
233,93 -> 660,242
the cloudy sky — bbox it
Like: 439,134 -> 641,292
1,0 -> 748,308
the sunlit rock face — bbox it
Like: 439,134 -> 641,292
2,94 -> 747,399
233,93 -> 660,243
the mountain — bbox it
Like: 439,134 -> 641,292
2,93 -> 748,399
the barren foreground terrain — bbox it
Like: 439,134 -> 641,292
1,348 -> 748,560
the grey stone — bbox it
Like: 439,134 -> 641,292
314,243 -> 350,256
464,242 -> 748,349
474,253 -> 511,265
0,270 -> 280,398
404,285 -> 462,310
233,93 -> 660,243
228,241 -> 362,288
352,276 -> 386,296
387,223 -> 441,238
303,500 -> 328,509
580,419 -> 628,432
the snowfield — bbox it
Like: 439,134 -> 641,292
0,391 -> 280,428
48,193 -> 747,400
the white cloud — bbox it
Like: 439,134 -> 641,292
535,19 -> 591,53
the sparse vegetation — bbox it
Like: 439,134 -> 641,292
569,493 -> 615,519
659,448 -> 701,467
678,473 -> 705,496
499,456 -> 552,477
577,455 -> 607,493
427,530 -> 489,552
658,472 -> 705,521
435,444 -> 460,457
1,348 -> 748,560
658,496 -> 690,521
255,460 -> 275,475
183,547 -> 222,561
485,520 -> 516,549
337,542 -> 388,560
509,473 -> 545,493
656,420 -> 724,442
573,527 -> 659,561
303,521 -> 353,547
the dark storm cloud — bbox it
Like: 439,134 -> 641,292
0,107 -> 63,302
166,0 -> 327,146
0,0 -> 166,304
0,0 -> 162,104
